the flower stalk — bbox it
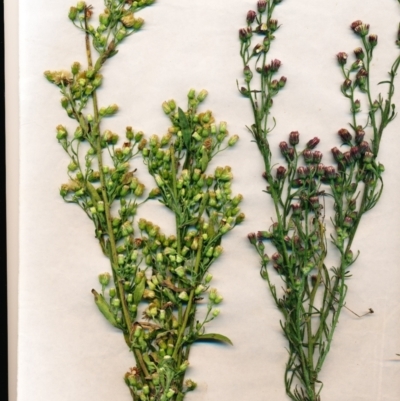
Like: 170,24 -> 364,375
239,1 -> 400,400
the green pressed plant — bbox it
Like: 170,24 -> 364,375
45,2 -> 243,400
239,1 -> 400,400
125,91 -> 244,400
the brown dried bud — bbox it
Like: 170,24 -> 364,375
343,151 -> 354,165
276,166 -> 287,180
279,141 -> 289,155
313,151 -> 323,164
303,149 -> 313,164
268,19 -> 278,31
324,166 -> 336,179
270,59 -> 282,72
351,20 -> 363,31
336,52 -> 348,65
306,137 -> 320,149
247,10 -> 257,24
291,203 -> 302,216
359,141 -> 370,154
239,28 -> 250,42
287,148 -> 295,161
289,131 -> 299,145
355,126 -> 365,144
316,163 -> 325,176
297,166 -> 308,179
350,146 -> 361,160
257,0 -> 267,13
309,196 -> 320,210
368,34 -> 378,46
354,47 -> 365,60
248,233 -> 257,245
342,79 -> 352,90
338,128 -> 352,143
331,147 -> 344,163
279,76 -> 287,88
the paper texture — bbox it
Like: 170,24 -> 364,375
15,0 -> 400,400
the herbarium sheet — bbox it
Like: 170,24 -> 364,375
17,0 -> 400,400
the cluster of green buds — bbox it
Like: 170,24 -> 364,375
68,0 -> 153,53
125,91 -> 243,400
118,218 -> 227,401
142,90 -> 244,237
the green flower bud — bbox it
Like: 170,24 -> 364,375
159,309 -> 166,320
134,183 -> 145,197
213,245 -> 223,258
187,88 -> 196,99
162,101 -> 172,114
212,309 -> 220,317
68,160 -> 78,171
56,125 -> 68,140
133,18 -> 144,30
228,135 -> 239,146
197,89 -> 208,102
99,104 -> 119,117
235,213 -> 245,224
118,254 -> 125,265
99,12 -> 110,26
219,121 -> 227,134
209,288 -> 218,302
195,284 -> 206,295
68,7 -> 78,21
174,266 -> 186,277
98,272 -> 111,287
179,360 -> 190,372
111,298 -> 121,308
76,2 -> 86,12
178,291 -> 189,302
192,132 -> 202,141
116,27 -> 127,41
60,97 -> 69,109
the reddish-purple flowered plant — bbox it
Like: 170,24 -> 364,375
239,1 -> 400,400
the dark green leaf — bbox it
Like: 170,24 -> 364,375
178,107 -> 191,148
195,333 -> 233,345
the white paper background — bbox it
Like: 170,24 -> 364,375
13,0 -> 400,400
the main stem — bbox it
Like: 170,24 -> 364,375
83,10 -> 151,381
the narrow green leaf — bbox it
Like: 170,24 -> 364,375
92,289 -> 120,329
195,333 -> 233,345
133,276 -> 146,305
178,107 -> 191,148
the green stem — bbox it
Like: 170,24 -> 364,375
172,236 -> 203,362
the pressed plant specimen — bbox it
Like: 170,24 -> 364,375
45,2 -> 242,400
239,1 -> 400,400
125,91 -> 243,400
